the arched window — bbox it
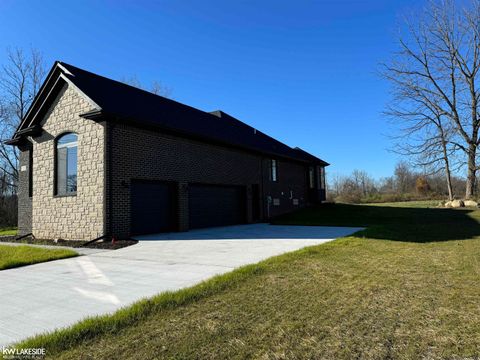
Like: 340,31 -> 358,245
56,133 -> 77,195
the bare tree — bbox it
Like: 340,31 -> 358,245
327,170 -> 379,203
120,75 -> 173,98
385,88 -> 458,199
382,0 -> 480,199
151,80 -> 173,98
351,169 -> 376,197
0,48 -> 46,190
328,173 -> 343,198
394,161 -> 415,194
326,162 -> 465,204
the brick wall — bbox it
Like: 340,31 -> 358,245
262,158 -> 309,218
18,82 -> 319,240
17,148 -> 32,235
30,82 -> 105,240
108,123 -> 311,238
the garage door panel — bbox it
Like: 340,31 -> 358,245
131,181 -> 176,235
189,184 -> 245,229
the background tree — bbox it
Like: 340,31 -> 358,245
384,75 -> 457,200
0,48 -> 45,225
328,162 -> 465,204
120,75 -> 173,98
382,0 -> 480,199
0,48 -> 46,192
351,169 -> 376,197
394,161 -> 415,194
416,176 -> 431,195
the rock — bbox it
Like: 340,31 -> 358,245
464,200 -> 478,207
451,200 -> 465,208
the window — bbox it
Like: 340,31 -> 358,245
309,166 -> 315,189
55,133 -> 78,195
319,166 -> 326,190
270,159 -> 278,182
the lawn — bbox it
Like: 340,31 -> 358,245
13,201 -> 480,359
0,227 -> 17,236
0,244 -> 77,271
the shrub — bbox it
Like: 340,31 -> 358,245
416,176 -> 431,195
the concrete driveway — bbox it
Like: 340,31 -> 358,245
0,224 -> 362,346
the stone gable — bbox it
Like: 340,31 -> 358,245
31,82 -> 105,240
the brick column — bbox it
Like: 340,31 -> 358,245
246,184 -> 253,223
178,182 -> 189,231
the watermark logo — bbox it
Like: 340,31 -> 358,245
1,346 -> 46,359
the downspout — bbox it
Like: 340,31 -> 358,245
260,157 -> 266,220
108,121 -> 116,238
103,121 -> 108,238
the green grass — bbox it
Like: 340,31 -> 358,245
366,199 -> 442,208
0,226 -> 17,236
10,201 -> 480,359
0,244 -> 77,270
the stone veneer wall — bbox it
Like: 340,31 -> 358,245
31,82 -> 105,240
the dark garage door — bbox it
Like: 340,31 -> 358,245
189,184 -> 246,229
131,180 -> 176,235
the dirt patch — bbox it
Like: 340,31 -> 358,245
0,236 -> 137,250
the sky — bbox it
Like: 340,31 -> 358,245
0,0 -> 423,179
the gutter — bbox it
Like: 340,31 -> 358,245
5,125 -> 43,145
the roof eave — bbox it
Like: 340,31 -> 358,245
17,124 -> 43,137
11,62 -> 100,140
80,109 -> 104,121
5,125 -> 43,146
4,138 -> 23,146
14,61 -> 62,136
94,111 -> 314,163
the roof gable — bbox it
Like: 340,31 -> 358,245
6,62 -> 99,145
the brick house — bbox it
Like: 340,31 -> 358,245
6,62 -> 328,241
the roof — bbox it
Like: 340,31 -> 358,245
8,61 -> 329,166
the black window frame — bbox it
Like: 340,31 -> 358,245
319,166 -> 326,190
54,132 -> 78,197
308,166 -> 315,189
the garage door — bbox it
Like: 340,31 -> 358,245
131,180 -> 176,235
189,184 -> 246,229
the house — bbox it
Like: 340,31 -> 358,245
6,62 -> 329,241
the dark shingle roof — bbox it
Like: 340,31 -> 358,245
18,61 -> 329,165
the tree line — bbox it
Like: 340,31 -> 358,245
328,161 -> 466,204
